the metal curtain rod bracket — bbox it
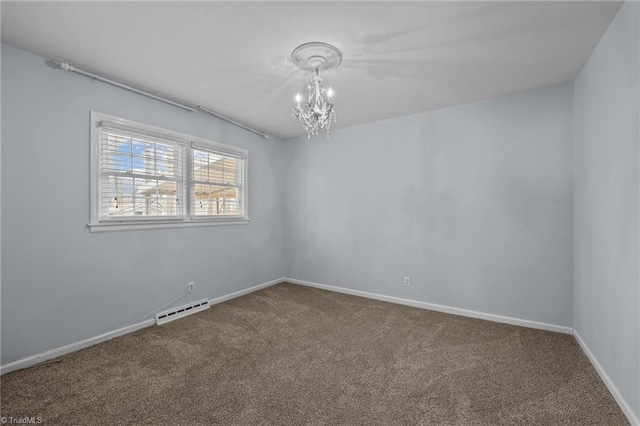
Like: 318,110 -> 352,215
50,59 -> 270,139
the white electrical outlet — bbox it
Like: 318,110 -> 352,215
188,281 -> 195,292
404,277 -> 411,287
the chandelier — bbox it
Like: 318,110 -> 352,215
291,42 -> 342,139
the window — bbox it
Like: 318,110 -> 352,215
191,144 -> 245,218
90,112 -> 248,232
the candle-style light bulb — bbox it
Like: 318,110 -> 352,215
295,93 -> 301,108
327,87 -> 334,98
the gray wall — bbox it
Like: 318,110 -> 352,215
1,44 -> 287,363
573,0 -> 640,420
284,84 -> 574,327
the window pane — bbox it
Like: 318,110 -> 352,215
155,143 -> 177,177
102,134 -> 133,173
102,176 -> 179,218
193,184 -> 240,216
192,149 -> 239,185
102,132 -> 180,178
193,150 -> 209,181
103,176 -> 134,217
136,179 -> 178,217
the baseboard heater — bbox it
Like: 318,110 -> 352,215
155,299 -> 210,325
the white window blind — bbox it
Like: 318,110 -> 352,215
90,112 -> 249,232
98,124 -> 186,221
191,147 -> 246,218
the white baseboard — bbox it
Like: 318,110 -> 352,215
0,278 -> 284,375
0,319 -> 156,375
208,277 -> 283,306
573,330 -> 639,426
284,277 -> 573,334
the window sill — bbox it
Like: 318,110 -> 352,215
88,218 -> 250,233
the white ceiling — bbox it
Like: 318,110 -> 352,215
1,1 -> 622,139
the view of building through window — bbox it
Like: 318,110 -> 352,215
102,131 -> 183,218
97,123 -> 246,223
192,149 -> 241,216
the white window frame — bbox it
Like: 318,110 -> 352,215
89,111 -> 249,232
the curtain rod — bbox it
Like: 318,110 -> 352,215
197,106 -> 269,139
50,60 -> 270,139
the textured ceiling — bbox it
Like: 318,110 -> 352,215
1,1 -> 622,139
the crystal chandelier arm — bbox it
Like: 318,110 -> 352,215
291,42 -> 340,138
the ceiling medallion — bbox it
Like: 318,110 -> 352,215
291,42 -> 342,139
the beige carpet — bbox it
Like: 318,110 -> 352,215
1,283 -> 629,425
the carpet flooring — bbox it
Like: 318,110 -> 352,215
0,283 -> 629,425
